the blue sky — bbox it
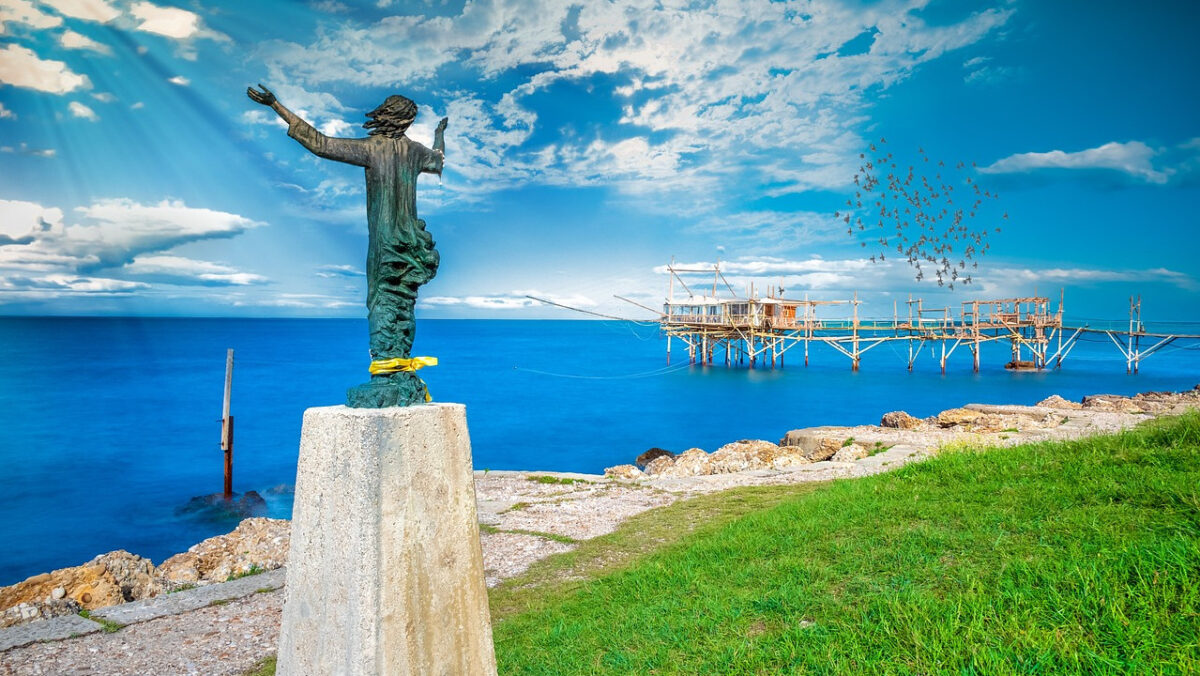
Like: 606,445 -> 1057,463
0,0 -> 1197,321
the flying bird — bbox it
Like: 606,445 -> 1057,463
840,136 -> 1002,289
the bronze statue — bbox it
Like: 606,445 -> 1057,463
248,84 -> 447,407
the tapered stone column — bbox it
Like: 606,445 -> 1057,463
278,403 -> 496,676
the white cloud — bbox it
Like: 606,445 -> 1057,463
685,210 -> 845,252
0,142 -> 55,157
130,101 -> 144,109
0,102 -> 13,119
68,100 -> 97,120
315,264 -> 364,278
420,290 -> 597,311
243,108 -> 286,129
90,91 -> 115,102
129,1 -> 199,38
68,198 -> 263,267
318,118 -> 353,137
991,266 -> 1195,290
653,255 -> 891,295
309,0 -> 349,12
0,197 -> 263,269
60,28 -> 111,53
259,0 -> 1014,204
0,43 -> 91,94
658,256 -> 871,277
964,64 -> 1015,85
232,293 -> 355,309
981,141 -> 1169,184
39,0 -> 120,23
122,255 -> 269,286
0,198 -> 62,242
0,0 -> 62,32
0,273 -> 147,296
0,198 -> 268,302
167,75 -> 189,86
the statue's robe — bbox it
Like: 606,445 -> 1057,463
287,117 -> 442,359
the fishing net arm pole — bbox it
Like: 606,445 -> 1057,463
524,295 -> 658,324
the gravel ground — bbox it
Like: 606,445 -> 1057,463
1,392 -> 1190,676
480,533 -> 575,588
1,588 -> 281,676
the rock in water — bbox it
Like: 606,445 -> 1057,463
177,491 -> 269,520
635,447 -> 674,469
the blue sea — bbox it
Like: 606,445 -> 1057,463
1,316 -> 1197,585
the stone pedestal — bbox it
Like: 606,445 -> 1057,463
278,404 -> 497,676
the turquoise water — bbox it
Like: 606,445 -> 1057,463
0,317 -> 1197,584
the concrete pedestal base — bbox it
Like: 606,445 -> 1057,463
278,404 -> 496,676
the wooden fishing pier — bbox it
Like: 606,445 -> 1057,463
645,264 -> 1200,374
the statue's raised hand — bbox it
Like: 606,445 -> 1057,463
436,117 -> 448,133
247,84 -> 276,107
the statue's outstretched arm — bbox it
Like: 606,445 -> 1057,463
420,117 -> 449,175
247,84 -> 370,168
434,117 -> 447,155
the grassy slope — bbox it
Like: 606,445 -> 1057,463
492,414 -> 1200,674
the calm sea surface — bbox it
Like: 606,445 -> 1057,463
1,317 -> 1197,584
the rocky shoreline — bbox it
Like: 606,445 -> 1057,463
602,389 -> 1199,481
0,519 -> 290,629
2,386 -> 1197,638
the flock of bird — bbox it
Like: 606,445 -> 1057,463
835,137 -> 1006,290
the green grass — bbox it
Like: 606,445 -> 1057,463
78,609 -> 124,634
226,564 -> 265,582
528,474 -> 589,485
479,522 -> 580,545
492,413 -> 1200,674
242,655 -> 276,676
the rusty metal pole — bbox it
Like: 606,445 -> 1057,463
221,348 -> 234,499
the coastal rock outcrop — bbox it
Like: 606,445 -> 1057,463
1132,388 -> 1200,414
708,440 -> 809,473
778,428 -> 846,461
0,598 -> 81,628
655,448 -> 713,478
935,408 -> 986,428
880,411 -> 923,430
634,448 -> 674,469
157,517 -> 289,587
1081,395 -> 1145,414
832,444 -> 868,462
604,464 -> 644,480
643,455 -> 676,476
0,550 -> 158,624
1037,394 -> 1083,410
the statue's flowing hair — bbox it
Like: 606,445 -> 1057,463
363,95 -> 417,138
